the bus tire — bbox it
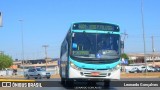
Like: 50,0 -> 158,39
65,79 -> 74,87
104,80 -> 110,88
61,78 -> 65,85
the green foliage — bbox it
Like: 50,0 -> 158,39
128,59 -> 133,64
121,53 -> 129,59
0,54 -> 13,70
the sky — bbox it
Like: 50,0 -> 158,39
0,0 -> 160,60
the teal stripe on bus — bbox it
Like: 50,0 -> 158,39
69,57 -> 120,70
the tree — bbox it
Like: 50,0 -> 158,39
121,53 -> 129,59
121,53 -> 129,65
0,53 -> 13,70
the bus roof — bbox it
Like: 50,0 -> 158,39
71,22 -> 119,26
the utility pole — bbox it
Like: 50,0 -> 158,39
151,36 -> 155,66
141,0 -> 147,74
120,31 -> 128,72
42,45 -> 49,70
121,31 -> 128,54
19,20 -> 25,74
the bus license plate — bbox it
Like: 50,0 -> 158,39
91,72 -> 100,76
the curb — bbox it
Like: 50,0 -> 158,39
0,80 -> 35,82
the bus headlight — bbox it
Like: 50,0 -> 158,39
70,62 -> 81,70
116,64 -> 120,69
110,64 -> 120,71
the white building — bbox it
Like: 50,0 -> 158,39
127,53 -> 160,67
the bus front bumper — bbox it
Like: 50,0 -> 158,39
69,67 -> 120,80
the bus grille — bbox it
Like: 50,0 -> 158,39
82,68 -> 108,70
81,72 -> 111,77
82,68 -> 95,70
97,69 -> 108,70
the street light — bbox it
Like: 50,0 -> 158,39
0,12 -> 3,27
141,0 -> 147,74
19,20 -> 25,74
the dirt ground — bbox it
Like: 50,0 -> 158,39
121,72 -> 160,78
51,74 -> 60,78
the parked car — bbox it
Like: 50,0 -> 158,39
24,67 -> 51,79
154,67 -> 160,72
128,67 -> 141,73
148,66 -> 156,72
129,67 -> 137,73
138,66 -> 155,72
147,66 -> 155,72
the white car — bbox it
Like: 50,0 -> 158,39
24,67 -> 51,79
147,66 -> 155,72
129,67 -> 138,73
138,66 -> 155,72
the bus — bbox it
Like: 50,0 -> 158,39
59,22 -> 122,87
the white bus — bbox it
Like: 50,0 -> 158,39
59,22 -> 122,87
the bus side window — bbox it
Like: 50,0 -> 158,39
61,41 -> 66,56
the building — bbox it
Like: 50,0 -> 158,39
12,58 -> 59,69
127,53 -> 160,67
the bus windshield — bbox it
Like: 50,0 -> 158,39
71,32 -> 120,59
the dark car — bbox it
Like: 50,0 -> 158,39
154,67 -> 160,72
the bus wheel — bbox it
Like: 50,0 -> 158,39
61,78 -> 65,85
65,79 -> 74,87
104,80 -> 110,88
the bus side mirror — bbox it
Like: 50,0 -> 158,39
121,41 -> 124,49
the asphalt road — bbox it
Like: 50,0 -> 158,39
0,78 -> 160,90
